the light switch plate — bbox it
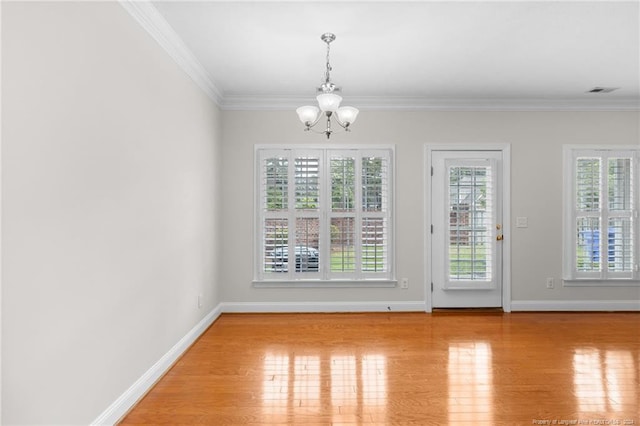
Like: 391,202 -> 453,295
516,217 -> 528,228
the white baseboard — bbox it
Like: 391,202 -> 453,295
91,303 -> 223,426
511,300 -> 640,311
220,301 -> 427,313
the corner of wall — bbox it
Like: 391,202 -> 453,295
91,304 -> 223,426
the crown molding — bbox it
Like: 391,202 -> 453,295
119,0 -> 223,105
222,95 -> 640,111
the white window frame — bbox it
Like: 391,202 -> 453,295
254,145 -> 395,287
563,145 -> 640,285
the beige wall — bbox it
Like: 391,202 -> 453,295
1,2 -> 222,424
221,110 -> 640,305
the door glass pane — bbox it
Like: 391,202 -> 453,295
448,166 -> 492,281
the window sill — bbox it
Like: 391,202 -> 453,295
562,279 -> 640,287
253,279 -> 398,288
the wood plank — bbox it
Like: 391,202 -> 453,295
119,312 -> 640,425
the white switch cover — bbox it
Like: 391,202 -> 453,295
516,217 -> 528,228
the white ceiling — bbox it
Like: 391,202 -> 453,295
142,0 -> 640,110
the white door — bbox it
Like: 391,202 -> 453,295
431,151 -> 504,308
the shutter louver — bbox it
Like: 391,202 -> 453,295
362,218 -> 387,272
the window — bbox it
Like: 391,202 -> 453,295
256,146 -> 394,282
563,146 -> 639,282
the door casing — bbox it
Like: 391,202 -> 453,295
424,144 -> 511,312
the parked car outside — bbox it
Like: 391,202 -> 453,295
270,246 -> 319,272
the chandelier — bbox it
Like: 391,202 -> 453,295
296,33 -> 359,139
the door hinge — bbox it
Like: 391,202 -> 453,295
431,166 -> 434,176
431,282 -> 434,292
430,224 -> 434,234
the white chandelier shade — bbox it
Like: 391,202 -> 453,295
316,93 -> 342,112
296,106 -> 320,125
335,106 -> 359,125
296,33 -> 359,139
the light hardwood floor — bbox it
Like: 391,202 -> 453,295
120,312 -> 639,425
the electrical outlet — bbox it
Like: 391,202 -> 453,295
400,278 -> 409,289
546,278 -> 554,289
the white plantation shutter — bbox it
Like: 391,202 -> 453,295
256,146 -> 394,282
564,147 -> 639,282
293,152 -> 322,278
360,152 -> 391,277
259,150 -> 290,277
329,152 -> 357,277
575,157 -> 602,275
608,157 -> 634,274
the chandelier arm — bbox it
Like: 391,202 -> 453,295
305,111 -> 351,136
332,114 -> 350,130
307,127 -> 348,138
305,112 -> 326,130
307,128 -> 331,135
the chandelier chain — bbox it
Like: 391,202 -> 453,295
324,41 -> 332,84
